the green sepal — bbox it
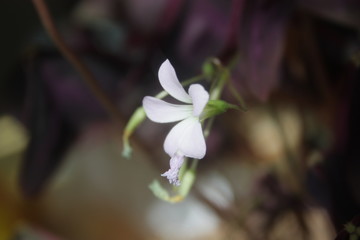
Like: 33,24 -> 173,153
200,99 -> 239,121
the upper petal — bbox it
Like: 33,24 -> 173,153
143,96 -> 192,123
158,60 -> 191,103
164,117 -> 206,159
188,84 -> 209,117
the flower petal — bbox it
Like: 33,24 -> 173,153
158,60 -> 191,103
164,117 -> 206,159
143,96 -> 192,123
188,84 -> 209,117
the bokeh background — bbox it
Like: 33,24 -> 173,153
1,0 -> 360,239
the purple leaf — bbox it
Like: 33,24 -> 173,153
299,0 -> 360,28
235,0 -> 293,101
176,0 -> 229,66
20,62 -> 77,197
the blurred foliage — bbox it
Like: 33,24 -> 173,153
0,116 -> 27,239
0,0 -> 359,239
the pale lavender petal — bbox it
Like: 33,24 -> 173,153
164,117 -> 206,159
143,96 -> 192,123
188,84 -> 209,117
158,59 -> 192,103
161,153 -> 185,186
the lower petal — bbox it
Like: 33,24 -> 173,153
163,117 -> 206,159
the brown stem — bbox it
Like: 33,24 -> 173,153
31,0 -> 124,126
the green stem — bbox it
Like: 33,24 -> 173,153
210,69 -> 229,100
190,158 -> 199,171
227,79 -> 248,111
204,117 -> 215,138
192,67 -> 229,169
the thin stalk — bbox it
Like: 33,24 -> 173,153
31,0 -> 123,126
227,79 -> 248,111
210,69 -> 229,100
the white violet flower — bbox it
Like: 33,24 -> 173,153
143,59 -> 209,186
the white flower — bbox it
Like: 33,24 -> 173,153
143,60 -> 209,185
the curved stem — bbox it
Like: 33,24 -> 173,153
31,0 -> 123,126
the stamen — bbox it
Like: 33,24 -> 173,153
161,153 -> 185,186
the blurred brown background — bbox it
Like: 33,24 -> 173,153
0,0 -> 360,239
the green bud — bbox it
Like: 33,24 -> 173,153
202,58 -> 221,77
202,61 -> 215,77
200,99 -> 238,121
